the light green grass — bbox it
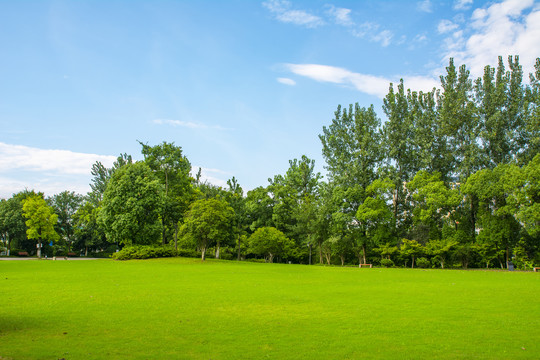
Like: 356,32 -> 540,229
1,258 -> 539,359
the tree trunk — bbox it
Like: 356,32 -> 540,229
174,223 -> 178,251
319,243 -> 323,264
215,244 -> 220,259
237,236 -> 241,261
340,255 -> 345,266
362,244 -> 367,264
37,239 -> 42,258
268,253 -> 274,263
201,247 -> 206,261
85,246 -> 88,257
411,255 -> 415,269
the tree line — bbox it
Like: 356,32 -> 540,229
1,56 -> 539,269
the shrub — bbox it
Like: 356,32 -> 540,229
380,259 -> 394,268
112,245 -> 177,260
415,257 -> 430,268
177,248 -> 199,258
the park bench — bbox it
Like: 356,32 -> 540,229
534,267 -> 540,272
67,252 -> 77,257
359,264 -> 372,268
18,251 -> 29,256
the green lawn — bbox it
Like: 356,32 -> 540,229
1,258 -> 539,359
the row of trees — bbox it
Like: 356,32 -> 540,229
1,56 -> 539,269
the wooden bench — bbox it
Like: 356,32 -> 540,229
18,251 -> 29,257
534,267 -> 540,272
359,264 -> 372,268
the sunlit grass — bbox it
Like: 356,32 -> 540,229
1,258 -> 539,359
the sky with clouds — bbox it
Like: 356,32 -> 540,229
1,0 -> 539,198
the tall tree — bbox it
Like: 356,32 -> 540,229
139,141 -> 193,247
50,191 -> 83,252
99,162 -> 163,246
320,104 -> 383,261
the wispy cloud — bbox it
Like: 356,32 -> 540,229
437,19 -> 459,34
440,0 -> 540,77
326,5 -> 353,26
417,0 -> 433,13
284,64 -> 438,99
454,0 -> 473,10
263,1 -> 395,47
152,119 -> 228,130
277,77 -> 296,85
262,0 -> 324,28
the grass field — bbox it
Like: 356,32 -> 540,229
1,258 -> 539,359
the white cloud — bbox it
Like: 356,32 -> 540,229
438,19 -> 459,34
277,77 -> 296,85
372,30 -> 393,47
264,2 -> 396,47
417,0 -> 433,13
454,0 -> 473,10
262,0 -> 324,28
441,0 -> 540,77
326,5 -> 353,26
153,119 -> 228,130
352,22 -> 395,47
0,142 -> 117,198
0,142 -> 116,175
284,64 -> 438,99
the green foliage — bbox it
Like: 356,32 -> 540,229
415,257 -> 431,268
112,245 -> 177,260
139,141 -> 193,247
248,226 -> 294,263
181,198 -> 235,260
22,195 -> 59,256
380,258 -> 394,267
100,161 -> 164,246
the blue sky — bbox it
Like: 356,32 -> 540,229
1,0 -> 539,198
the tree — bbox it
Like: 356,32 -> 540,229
181,198 -> 235,260
408,171 -> 461,243
224,177 -> 248,260
476,56 -> 525,168
50,191 -> 83,252
462,164 -> 521,268
399,239 -> 423,268
73,201 -> 109,256
269,155 -> 321,258
139,141 -> 193,247
22,195 -> 59,257
99,162 -> 163,246
244,186 -> 275,232
320,104 -> 383,265
248,227 -> 294,263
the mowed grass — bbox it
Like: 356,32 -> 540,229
1,259 -> 539,360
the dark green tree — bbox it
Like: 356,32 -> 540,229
99,162 -> 163,246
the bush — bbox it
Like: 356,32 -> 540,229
177,248 -> 199,258
112,245 -> 177,260
380,259 -> 394,268
415,257 -> 430,268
